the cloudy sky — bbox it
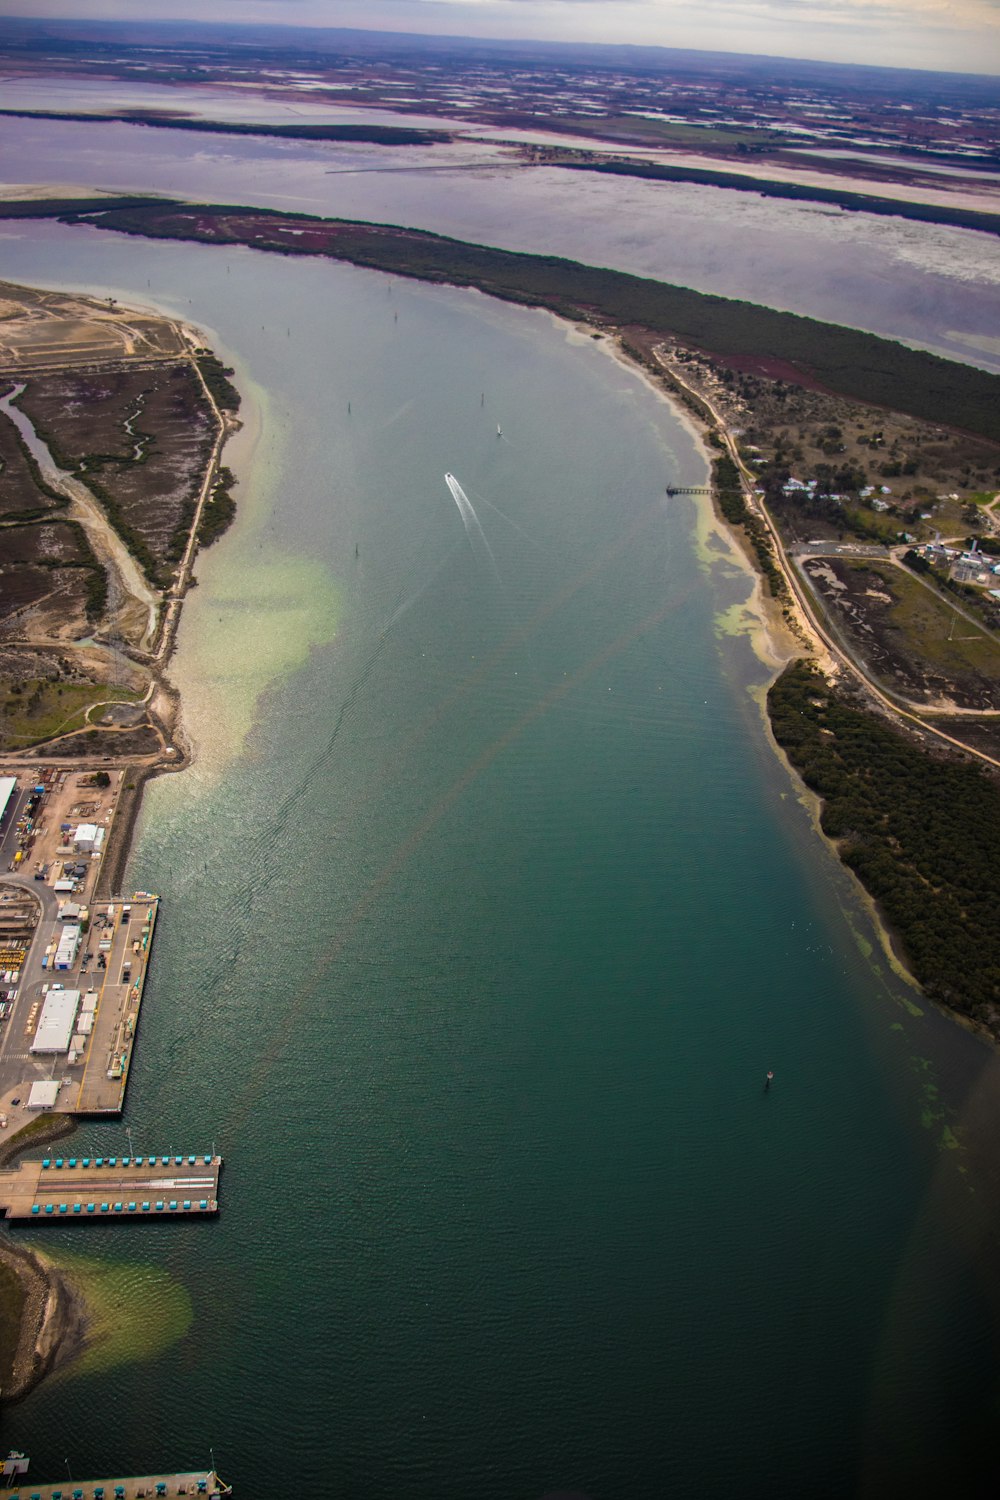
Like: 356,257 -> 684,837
6,0 -> 1000,74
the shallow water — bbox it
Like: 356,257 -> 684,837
1,225 -> 1000,1498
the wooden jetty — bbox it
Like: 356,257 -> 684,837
0,1153 -> 222,1221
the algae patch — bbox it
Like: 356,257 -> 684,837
32,1246 -> 193,1383
179,553 -> 341,773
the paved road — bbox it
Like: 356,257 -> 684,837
654,351 -> 1000,771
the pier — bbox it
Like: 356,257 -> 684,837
73,895 -> 160,1114
0,1153 -> 221,1221
0,1470 -> 230,1499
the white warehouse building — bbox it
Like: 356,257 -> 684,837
54,923 -> 82,970
31,988 -> 81,1054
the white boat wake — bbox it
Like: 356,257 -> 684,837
445,472 -> 501,580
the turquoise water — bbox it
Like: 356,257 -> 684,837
2,226 -> 1000,1497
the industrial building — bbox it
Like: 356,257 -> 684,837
30,988 -> 81,1054
73,822 -> 106,854
54,923 -> 82,970
26,1080 -> 60,1110
0,776 -> 17,835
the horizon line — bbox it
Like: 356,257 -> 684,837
1,15 -> 998,83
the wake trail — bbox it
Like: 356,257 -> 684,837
382,541 -> 463,634
445,471 -> 502,582
468,485 -> 549,552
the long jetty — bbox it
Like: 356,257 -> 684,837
0,1153 -> 221,1220
0,1469 -> 230,1499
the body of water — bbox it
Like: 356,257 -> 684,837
3,103 -> 1000,372
1,222 -> 1000,1497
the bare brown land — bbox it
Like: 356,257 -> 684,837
0,282 -> 186,369
15,363 -> 219,587
0,278 -> 240,761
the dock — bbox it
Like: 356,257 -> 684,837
0,893 -> 161,1118
72,895 -> 160,1114
0,1153 -> 221,1220
0,1471 -> 230,1499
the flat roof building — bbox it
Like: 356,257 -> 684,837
0,776 -> 16,831
30,988 -> 81,1053
26,1080 -> 60,1110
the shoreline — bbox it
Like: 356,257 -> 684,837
0,1114 -> 84,1402
0,250 -> 990,1406
576,318 -> 799,676
0,291 -> 248,1405
601,324 -> 986,1046
0,1236 -> 89,1402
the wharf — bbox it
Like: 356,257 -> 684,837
0,1153 -> 221,1221
72,895 -> 160,1114
1,1472 -> 230,1499
0,891 -> 160,1120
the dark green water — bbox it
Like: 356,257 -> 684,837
3,226 -> 1000,1498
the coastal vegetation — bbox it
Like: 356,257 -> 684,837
0,420 -> 66,519
13,364 -> 221,589
800,556 -> 1000,710
0,109 -> 452,146
0,195 -> 178,219
0,1256 -> 26,1391
768,661 -> 1000,1031
0,280 -> 232,782
40,199 -> 1000,445
72,470 -> 160,583
197,465 -> 237,547
711,453 -> 787,600
556,159 -> 1000,239
0,515 -> 108,633
194,352 -> 241,415
0,680 -> 139,751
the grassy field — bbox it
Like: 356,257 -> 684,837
0,681 -> 140,751
838,505 -> 902,544
849,561 -> 1000,675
